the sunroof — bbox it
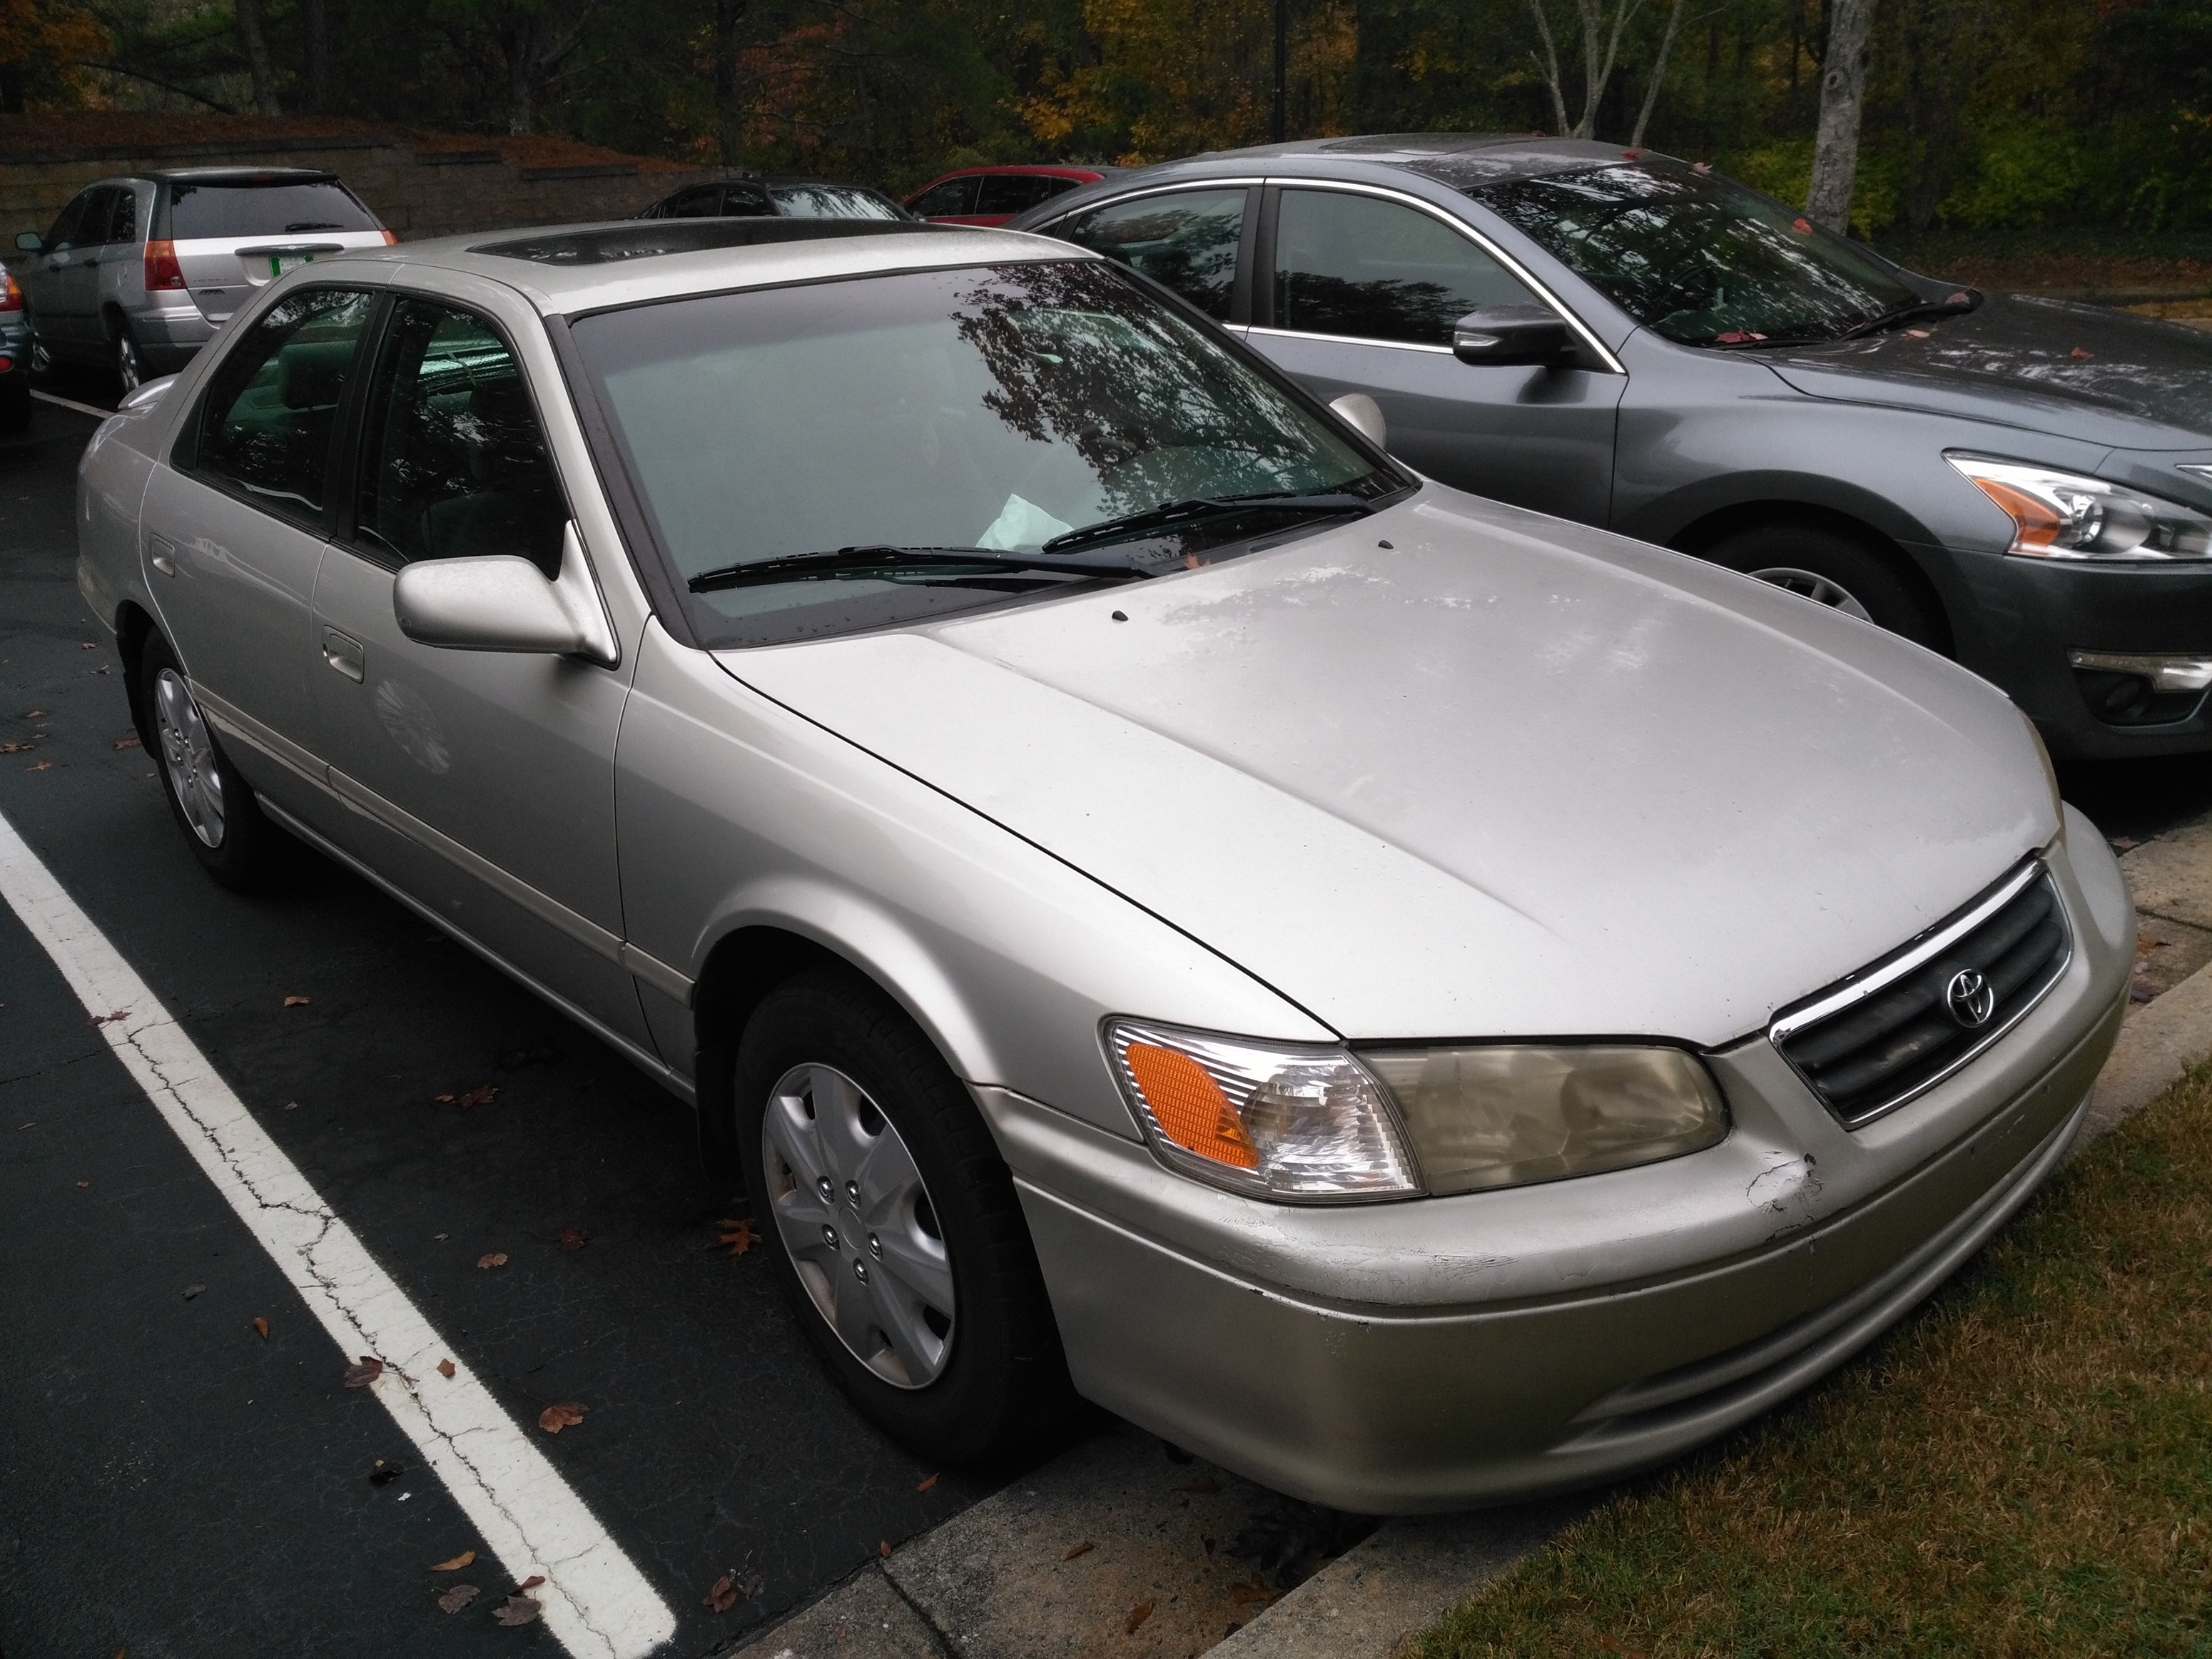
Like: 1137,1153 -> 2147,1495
470,218 -> 943,265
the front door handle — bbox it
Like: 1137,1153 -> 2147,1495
321,627 -> 365,683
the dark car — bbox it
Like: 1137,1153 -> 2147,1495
638,177 -> 909,223
904,165 -> 1119,226
0,267 -> 31,429
1009,136 -> 2212,759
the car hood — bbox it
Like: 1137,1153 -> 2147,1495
723,489 -> 2058,1046
1764,292 -> 2212,451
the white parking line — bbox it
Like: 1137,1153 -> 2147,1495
0,807 -> 676,1659
31,387 -> 114,420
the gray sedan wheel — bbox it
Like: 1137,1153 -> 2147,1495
138,632 -> 279,888
114,327 -> 143,395
1743,565 -> 1876,623
1705,522 -> 1944,650
735,968 -> 1071,1461
153,664 -> 226,847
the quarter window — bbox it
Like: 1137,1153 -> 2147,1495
1271,190 -> 1536,347
354,300 -> 567,575
103,187 -> 139,245
1052,189 -> 1246,320
193,286 -> 377,525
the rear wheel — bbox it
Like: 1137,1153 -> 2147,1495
112,323 -> 143,396
1703,521 -> 1944,649
736,968 -> 1071,1463
140,633 -> 279,888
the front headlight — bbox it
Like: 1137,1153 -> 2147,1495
1103,1023 -> 1729,1202
1363,1045 -> 1728,1195
1947,454 -> 2212,561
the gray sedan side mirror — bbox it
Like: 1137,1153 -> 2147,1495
392,523 -> 618,666
1329,392 -> 1387,452
14,231 -> 44,253
1453,305 -> 1572,367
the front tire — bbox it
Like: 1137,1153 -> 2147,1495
140,633 -> 279,888
736,968 -> 1071,1463
1703,521 -> 1944,650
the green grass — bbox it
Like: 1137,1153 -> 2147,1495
1408,1063 -> 2212,1659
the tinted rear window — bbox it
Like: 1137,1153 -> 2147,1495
168,180 -> 381,240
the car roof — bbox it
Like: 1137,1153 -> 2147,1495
145,166 -> 343,185
304,215 -> 1087,315
1139,133 -> 1660,188
922,164 -> 1117,178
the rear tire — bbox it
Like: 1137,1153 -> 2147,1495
139,632 -> 280,889
736,967 -> 1072,1463
112,322 -> 143,396
1703,521 -> 1944,650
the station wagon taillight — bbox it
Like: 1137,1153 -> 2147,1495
380,229 -> 398,245
0,271 -> 21,311
143,239 -> 187,290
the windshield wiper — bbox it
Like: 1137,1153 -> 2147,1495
1837,290 -> 1981,340
1041,488 -> 1376,554
686,544 -> 1154,593
284,220 -> 347,232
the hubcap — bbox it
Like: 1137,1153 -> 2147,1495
116,334 -> 141,394
1747,565 -> 1874,623
153,667 -> 225,847
761,1063 -> 955,1389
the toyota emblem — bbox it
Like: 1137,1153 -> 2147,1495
1944,968 -> 1996,1029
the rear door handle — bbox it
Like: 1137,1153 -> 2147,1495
321,627 -> 365,683
147,536 -> 176,577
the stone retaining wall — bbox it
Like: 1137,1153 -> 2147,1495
0,116 -> 730,243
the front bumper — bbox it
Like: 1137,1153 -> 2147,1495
987,816 -> 2131,1513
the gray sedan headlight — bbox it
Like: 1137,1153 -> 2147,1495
1104,1022 -> 1727,1202
1362,1045 -> 1729,1195
1947,455 -> 2212,561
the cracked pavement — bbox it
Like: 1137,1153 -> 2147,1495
0,382 -> 1068,1657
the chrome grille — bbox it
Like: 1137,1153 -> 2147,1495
1772,863 -> 2070,1128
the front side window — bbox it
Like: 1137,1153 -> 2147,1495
660,186 -> 724,219
168,178 -> 380,240
354,300 -> 567,574
1478,163 -> 1922,347
46,188 -> 98,252
1272,190 -> 1536,347
1050,189 -> 1246,320
193,286 -> 376,524
909,177 -> 978,218
574,260 -> 1396,646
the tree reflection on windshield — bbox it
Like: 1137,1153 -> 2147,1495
1480,163 -> 1920,347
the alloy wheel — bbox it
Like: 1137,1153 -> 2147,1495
29,334 -> 51,377
761,1062 -> 956,1388
115,331 -> 141,395
1746,564 -> 1875,623
153,667 -> 226,847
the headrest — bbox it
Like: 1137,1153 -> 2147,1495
279,338 -> 355,409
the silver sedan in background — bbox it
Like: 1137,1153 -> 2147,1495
76,215 -> 2129,1511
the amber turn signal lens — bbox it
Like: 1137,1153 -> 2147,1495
1123,1042 -> 1257,1169
1964,475 -> 2063,549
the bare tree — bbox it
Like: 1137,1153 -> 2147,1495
1523,0 -> 1636,138
234,0 -> 282,114
1806,0 -> 1874,229
1628,0 -> 1686,147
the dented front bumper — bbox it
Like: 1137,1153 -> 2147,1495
980,810 -> 2132,1513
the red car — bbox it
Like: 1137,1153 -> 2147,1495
903,165 -> 1120,227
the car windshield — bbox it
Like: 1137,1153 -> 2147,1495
572,260 -> 1391,646
1476,163 -> 1922,347
770,184 -> 905,220
168,179 -> 380,239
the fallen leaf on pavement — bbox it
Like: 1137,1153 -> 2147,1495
515,1576 -> 544,1591
1227,1579 -> 1276,1605
252,1316 -> 269,1339
1177,1475 -> 1219,1494
1065,1541 -> 1095,1561
436,1584 -> 480,1614
916,1472 -> 938,1493
24,710 -> 46,718
79,641 -> 96,650
437,1358 -> 456,1378
368,1459 -> 407,1486
88,1010 -> 128,1025
491,1594 -> 541,1627
878,1540 -> 891,1559
477,1252 -> 508,1269
554,1225 -> 588,1251
433,1551 -> 476,1571
719,1218 -> 756,1257
704,1575 -> 737,1613
182,1284 -> 205,1299
113,736 -> 140,750
436,1093 -> 455,1102
27,761 -> 51,771
283,995 -> 310,1007
1124,1599 -> 1155,1634
0,741 -> 31,754
75,1179 -> 88,1189
343,1356 -> 385,1388
538,1401 -> 585,1434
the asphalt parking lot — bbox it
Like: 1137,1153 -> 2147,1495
5,376 -> 2211,1659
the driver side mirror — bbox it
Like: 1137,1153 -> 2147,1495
392,523 -> 618,666
14,231 -> 44,253
1452,305 -> 1572,367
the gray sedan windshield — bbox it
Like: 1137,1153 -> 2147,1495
574,261 -> 1386,644
1478,163 -> 1921,347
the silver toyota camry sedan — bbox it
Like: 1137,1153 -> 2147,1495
76,215 -> 2131,1513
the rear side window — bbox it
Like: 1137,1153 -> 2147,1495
354,300 -> 567,575
168,179 -> 380,240
1271,189 -> 1534,346
103,187 -> 140,245
1051,189 -> 1246,320
193,287 -> 377,526
975,174 -> 1067,216
908,176 -> 978,217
